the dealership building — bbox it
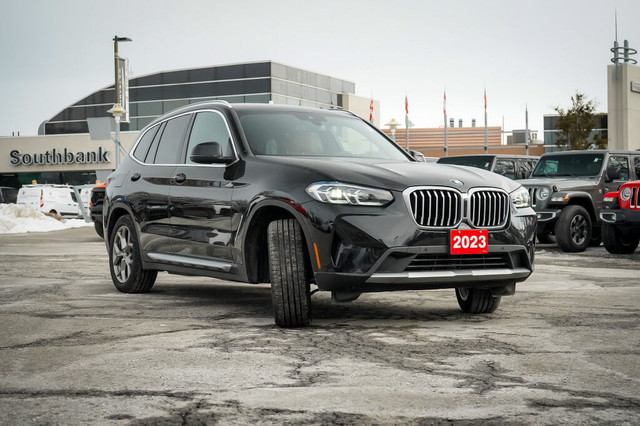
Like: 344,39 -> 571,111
0,61 -> 377,188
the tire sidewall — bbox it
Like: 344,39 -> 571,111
267,219 -> 310,327
108,215 -> 149,293
555,205 -> 592,252
602,222 -> 640,254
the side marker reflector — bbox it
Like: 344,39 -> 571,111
313,243 -> 321,270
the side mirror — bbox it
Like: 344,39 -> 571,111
189,142 -> 233,164
605,167 -> 620,183
409,150 -> 426,162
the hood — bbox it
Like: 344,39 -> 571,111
261,156 -> 520,193
519,177 -> 598,192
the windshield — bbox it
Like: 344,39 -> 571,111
237,110 -> 411,161
532,153 -> 604,177
437,156 -> 493,170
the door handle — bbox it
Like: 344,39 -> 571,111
173,173 -> 187,184
130,173 -> 141,182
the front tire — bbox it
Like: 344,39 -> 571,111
109,215 -> 157,293
555,205 -> 591,252
455,288 -> 501,313
602,223 -> 639,254
267,219 -> 311,327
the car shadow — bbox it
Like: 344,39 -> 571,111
142,279 -> 482,327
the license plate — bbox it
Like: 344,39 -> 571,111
450,229 -> 488,255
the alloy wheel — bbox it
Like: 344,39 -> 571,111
112,225 -> 134,283
570,214 -> 588,245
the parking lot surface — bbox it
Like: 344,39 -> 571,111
0,227 -> 639,425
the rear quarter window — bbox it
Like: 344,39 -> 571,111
132,125 -> 160,162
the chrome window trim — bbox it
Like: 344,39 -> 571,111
128,108 -> 238,169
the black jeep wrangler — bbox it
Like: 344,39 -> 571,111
519,150 -> 640,252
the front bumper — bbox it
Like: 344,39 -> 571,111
303,198 -> 536,293
600,209 -> 640,227
534,209 -> 562,223
90,205 -> 103,223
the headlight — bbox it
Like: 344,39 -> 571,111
538,187 -> 550,200
510,186 -> 530,208
306,182 -> 394,206
621,187 -> 632,201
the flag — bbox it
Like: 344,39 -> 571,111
484,88 -> 487,110
443,90 -> 447,115
405,96 -> 409,115
369,98 -> 374,122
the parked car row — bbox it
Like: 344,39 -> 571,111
6,183 -> 95,219
6,102 -> 635,328
435,150 -> 640,254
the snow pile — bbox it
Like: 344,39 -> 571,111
0,204 -> 91,234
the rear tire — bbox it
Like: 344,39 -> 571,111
602,223 -> 639,254
94,220 -> 104,238
455,288 -> 501,314
109,215 -> 157,293
267,219 -> 311,327
536,226 -> 555,244
555,205 -> 591,252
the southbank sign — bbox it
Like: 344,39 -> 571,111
9,147 -> 111,166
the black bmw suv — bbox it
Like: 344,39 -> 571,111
104,102 -> 536,327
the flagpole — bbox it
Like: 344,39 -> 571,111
525,104 -> 530,155
443,89 -> 448,157
405,95 -> 409,150
484,88 -> 488,154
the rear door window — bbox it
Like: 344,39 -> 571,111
494,159 -> 516,179
154,115 -> 192,165
607,155 -> 630,181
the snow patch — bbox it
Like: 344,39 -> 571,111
0,204 -> 91,234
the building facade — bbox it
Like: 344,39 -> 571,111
2,61 -> 376,188
381,126 -> 544,158
41,61 -> 372,135
543,113 -> 608,153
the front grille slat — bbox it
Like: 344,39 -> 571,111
409,188 -> 462,228
469,189 -> 509,229
528,187 -> 537,207
407,187 -> 509,229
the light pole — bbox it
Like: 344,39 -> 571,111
110,35 -> 132,169
385,118 -> 400,141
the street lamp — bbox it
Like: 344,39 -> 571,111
110,35 -> 132,169
385,118 -> 401,141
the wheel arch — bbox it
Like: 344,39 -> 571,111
566,194 -> 597,222
243,201 -> 314,284
104,202 -> 136,244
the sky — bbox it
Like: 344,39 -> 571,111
1,0 -> 639,138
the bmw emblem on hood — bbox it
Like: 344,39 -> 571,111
451,179 -> 464,186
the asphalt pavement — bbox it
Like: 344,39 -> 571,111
0,226 -> 639,425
